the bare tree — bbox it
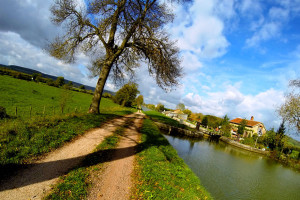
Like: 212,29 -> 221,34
278,79 -> 300,132
48,0 -> 184,113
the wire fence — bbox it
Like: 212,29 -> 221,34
4,105 -> 89,119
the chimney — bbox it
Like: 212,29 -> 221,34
251,116 -> 254,121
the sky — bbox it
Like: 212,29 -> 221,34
0,0 -> 299,139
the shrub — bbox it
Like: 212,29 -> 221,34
102,92 -> 112,99
0,106 -> 8,119
290,150 -> 300,160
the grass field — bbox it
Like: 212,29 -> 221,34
0,75 -> 135,175
0,75 -> 121,117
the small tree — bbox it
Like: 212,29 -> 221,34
156,103 -> 165,112
202,116 -> 208,128
278,79 -> 300,132
276,120 -> 286,151
79,85 -> 85,90
32,73 -> 42,82
136,95 -> 144,109
0,106 -> 8,119
176,103 -> 185,111
147,104 -> 156,110
183,109 -> 192,117
55,76 -> 65,87
237,119 -> 247,137
60,89 -> 73,113
113,82 -> 139,107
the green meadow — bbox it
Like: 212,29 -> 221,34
0,75 -> 126,117
0,75 -> 135,171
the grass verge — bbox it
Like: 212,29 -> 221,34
44,119 -> 134,200
132,119 -> 212,199
0,109 -> 134,179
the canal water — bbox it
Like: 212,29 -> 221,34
163,135 -> 300,200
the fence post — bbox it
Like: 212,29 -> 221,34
15,106 -> 17,116
53,106 -> 55,115
75,107 -> 77,113
30,106 -> 32,117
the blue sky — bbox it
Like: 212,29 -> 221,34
0,0 -> 299,139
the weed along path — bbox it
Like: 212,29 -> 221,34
0,114 -> 135,200
88,113 -> 145,200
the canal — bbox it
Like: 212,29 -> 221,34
163,135 -> 300,200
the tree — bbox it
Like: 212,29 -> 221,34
55,76 -> 65,87
183,109 -> 192,117
237,119 -> 247,137
60,88 -> 73,113
176,103 -> 185,111
202,116 -> 208,127
156,103 -> 165,112
32,73 -> 42,82
113,82 -> 139,107
147,104 -> 155,110
49,0 -> 183,114
136,95 -> 144,109
278,79 -> 300,132
220,115 -> 231,136
276,120 -> 286,150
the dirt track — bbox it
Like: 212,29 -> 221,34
87,113 -> 144,200
0,114 -> 140,200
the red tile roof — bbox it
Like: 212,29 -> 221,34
230,118 -> 262,127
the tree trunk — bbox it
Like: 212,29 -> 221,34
88,64 -> 112,114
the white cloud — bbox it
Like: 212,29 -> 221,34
170,0 -> 230,59
0,31 -> 95,87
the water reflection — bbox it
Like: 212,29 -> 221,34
163,134 -> 300,200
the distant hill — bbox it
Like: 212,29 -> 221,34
0,64 -> 115,95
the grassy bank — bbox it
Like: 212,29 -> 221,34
143,110 -> 187,128
132,119 -> 212,199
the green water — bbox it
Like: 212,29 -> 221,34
164,135 -> 300,200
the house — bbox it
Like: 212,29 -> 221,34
229,116 -> 266,137
163,109 -> 188,120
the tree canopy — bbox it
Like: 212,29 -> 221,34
113,82 -> 139,107
176,103 -> 185,111
49,0 -> 184,113
278,79 -> 300,132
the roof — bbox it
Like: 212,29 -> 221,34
230,118 -> 262,127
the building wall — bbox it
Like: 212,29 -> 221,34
230,123 -> 266,137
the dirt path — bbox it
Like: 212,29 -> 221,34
87,113 -> 144,200
0,114 -> 135,200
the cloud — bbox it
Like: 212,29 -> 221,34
180,84 -> 285,130
170,0 -> 230,59
0,31 -> 95,86
244,2 -> 297,48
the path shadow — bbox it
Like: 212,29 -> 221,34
0,143 -> 145,191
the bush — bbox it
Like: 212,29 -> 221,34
0,106 -> 8,119
290,150 -> 300,160
102,92 -> 112,99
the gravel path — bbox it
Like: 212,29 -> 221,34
87,113 -> 144,200
0,115 -> 131,200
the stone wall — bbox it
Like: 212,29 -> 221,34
220,136 -> 269,155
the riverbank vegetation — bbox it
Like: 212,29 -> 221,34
132,119 -> 212,199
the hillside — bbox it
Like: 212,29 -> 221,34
0,64 -> 114,95
0,75 -> 117,117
